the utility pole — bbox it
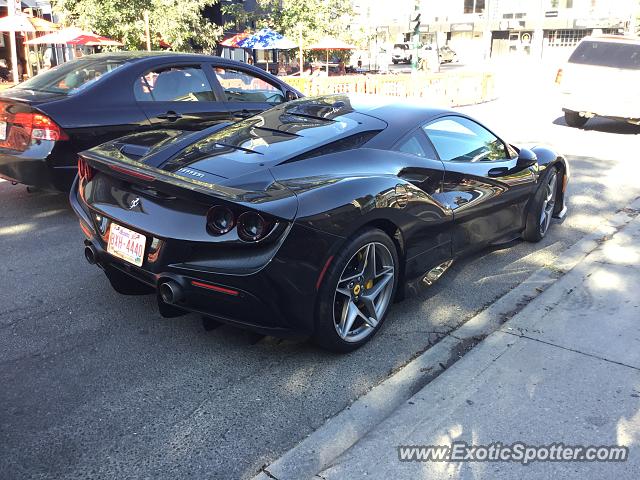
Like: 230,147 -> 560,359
483,0 -> 492,60
298,23 -> 304,75
627,0 -> 638,35
144,10 -> 151,51
8,0 -> 20,84
533,0 -> 546,59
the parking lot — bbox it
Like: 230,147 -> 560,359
2,70 -> 640,479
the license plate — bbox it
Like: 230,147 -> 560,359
0,122 -> 6,141
106,223 -> 146,267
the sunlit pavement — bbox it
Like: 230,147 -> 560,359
1,65 -> 639,479
318,213 -> 640,480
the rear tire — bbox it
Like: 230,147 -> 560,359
523,167 -> 560,243
564,110 -> 588,128
313,229 -> 399,353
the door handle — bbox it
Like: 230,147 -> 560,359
488,167 -> 509,178
156,111 -> 182,121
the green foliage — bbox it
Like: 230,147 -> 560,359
52,0 -> 223,51
222,0 -> 354,45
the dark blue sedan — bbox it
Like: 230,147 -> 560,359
0,52 -> 301,191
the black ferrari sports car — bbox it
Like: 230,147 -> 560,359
71,94 -> 569,352
0,52 -> 300,191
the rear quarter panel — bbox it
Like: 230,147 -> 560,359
271,148 -> 453,280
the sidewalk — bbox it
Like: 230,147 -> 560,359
318,215 -> 640,479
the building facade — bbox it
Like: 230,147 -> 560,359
352,0 -> 638,63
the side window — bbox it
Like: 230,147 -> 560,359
134,66 -> 215,102
395,131 -> 437,158
423,116 -> 509,162
212,67 -> 285,104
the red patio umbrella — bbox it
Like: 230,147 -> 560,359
67,34 -> 123,46
219,32 -> 251,48
26,27 -> 121,46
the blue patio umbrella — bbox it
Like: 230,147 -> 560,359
236,28 -> 296,49
237,28 -> 297,71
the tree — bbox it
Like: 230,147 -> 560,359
222,0 -> 354,45
52,0 -> 223,52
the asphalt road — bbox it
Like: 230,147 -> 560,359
2,70 -> 640,480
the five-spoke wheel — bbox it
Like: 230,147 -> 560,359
523,167 -> 560,243
539,171 -> 557,237
314,229 -> 398,352
334,242 -> 395,343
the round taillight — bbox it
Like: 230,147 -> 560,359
237,212 -> 267,241
207,206 -> 235,235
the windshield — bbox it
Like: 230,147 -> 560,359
569,40 -> 640,70
14,57 -> 127,95
394,44 -> 408,50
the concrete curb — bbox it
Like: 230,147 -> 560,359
252,197 -> 640,480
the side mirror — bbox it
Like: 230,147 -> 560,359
285,90 -> 298,101
516,148 -> 537,169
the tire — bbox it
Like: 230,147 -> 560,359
564,110 -> 588,128
313,228 -> 399,353
392,59 -> 398,64
522,167 -> 560,243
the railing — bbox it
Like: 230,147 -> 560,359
283,71 -> 496,107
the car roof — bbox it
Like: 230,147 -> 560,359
294,94 -> 452,123
71,51 -> 238,64
284,94 -> 458,147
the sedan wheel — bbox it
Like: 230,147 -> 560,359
314,229 -> 399,352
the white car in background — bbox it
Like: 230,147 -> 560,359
392,43 -> 412,64
557,35 -> 640,128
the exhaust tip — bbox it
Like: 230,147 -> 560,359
159,280 -> 183,304
84,245 -> 98,265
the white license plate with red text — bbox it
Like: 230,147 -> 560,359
107,223 -> 146,267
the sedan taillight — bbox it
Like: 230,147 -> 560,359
0,108 -> 69,151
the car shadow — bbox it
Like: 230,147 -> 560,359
553,116 -> 640,135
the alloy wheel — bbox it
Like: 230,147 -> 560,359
333,242 -> 396,343
539,172 -> 557,236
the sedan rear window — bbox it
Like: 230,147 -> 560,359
569,40 -> 640,70
14,58 -> 127,95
